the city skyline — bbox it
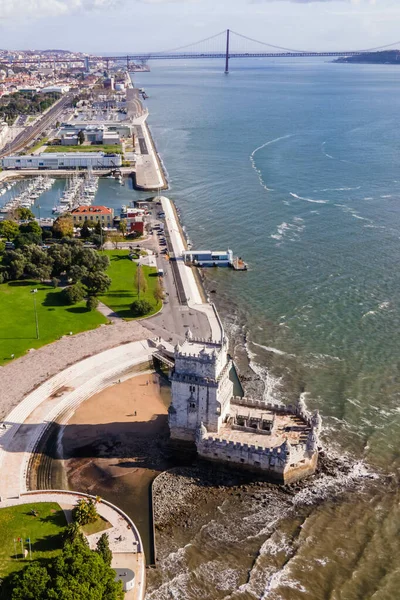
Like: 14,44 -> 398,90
0,0 -> 399,53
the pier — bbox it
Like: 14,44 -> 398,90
132,115 -> 167,192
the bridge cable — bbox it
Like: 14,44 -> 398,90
150,30 -> 227,56
230,29 -> 400,55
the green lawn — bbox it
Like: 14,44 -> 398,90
81,515 -> 112,536
0,280 -> 107,365
45,145 -> 122,154
100,250 -> 162,320
29,137 -> 49,153
0,503 -> 67,577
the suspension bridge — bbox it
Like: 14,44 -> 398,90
11,29 -> 400,72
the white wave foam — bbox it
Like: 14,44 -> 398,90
252,341 -> 295,358
290,192 -> 328,204
317,186 -> 361,192
321,141 -> 334,160
271,217 -> 305,243
250,134 -> 293,192
334,203 -> 372,223
292,457 -> 378,507
246,341 -> 283,404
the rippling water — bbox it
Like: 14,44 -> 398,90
130,59 -> 400,598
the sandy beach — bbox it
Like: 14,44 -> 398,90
61,372 -> 171,563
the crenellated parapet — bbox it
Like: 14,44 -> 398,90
231,396 -> 294,413
195,419 -> 319,483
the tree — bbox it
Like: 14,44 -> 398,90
0,240 -> 5,255
131,299 -> 153,316
86,295 -> 99,311
10,562 -> 50,600
68,263 -> 88,284
0,219 -> 19,241
15,206 -> 35,221
8,530 -> 124,600
19,220 -> 42,237
62,521 -> 81,543
82,271 -> 111,296
1,249 -> 25,280
135,264 -> 147,298
70,246 -> 109,272
23,245 -> 54,281
48,244 -> 72,276
153,278 -> 164,303
107,231 -> 124,249
96,533 -> 112,566
62,282 -> 85,305
80,221 -> 92,240
119,219 -> 127,237
51,277 -> 60,288
72,498 -> 98,526
13,232 -> 41,249
52,215 -> 73,239
77,129 -> 85,145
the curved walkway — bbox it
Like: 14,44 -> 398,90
0,340 -> 155,500
0,319 -> 152,421
1,490 -> 146,600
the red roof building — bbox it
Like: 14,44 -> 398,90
71,205 -> 114,225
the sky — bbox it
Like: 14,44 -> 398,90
0,0 -> 399,53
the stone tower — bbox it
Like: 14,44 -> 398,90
168,330 -> 233,441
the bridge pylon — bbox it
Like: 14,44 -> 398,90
225,29 -> 230,74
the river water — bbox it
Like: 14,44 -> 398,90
130,59 -> 400,599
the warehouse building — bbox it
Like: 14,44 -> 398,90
2,152 -> 122,170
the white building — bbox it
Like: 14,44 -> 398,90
2,152 -> 122,170
169,330 -> 233,441
59,125 -> 121,146
167,328 -> 321,483
182,249 -> 234,267
41,85 -> 70,94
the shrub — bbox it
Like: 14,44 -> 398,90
131,299 -> 153,316
62,282 -> 85,305
72,498 -> 98,526
86,296 -> 99,311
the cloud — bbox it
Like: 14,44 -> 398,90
0,0 -> 122,20
251,0 -> 377,3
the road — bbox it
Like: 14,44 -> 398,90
0,93 -> 73,159
124,204 -> 212,344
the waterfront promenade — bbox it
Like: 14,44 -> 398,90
133,114 -> 167,191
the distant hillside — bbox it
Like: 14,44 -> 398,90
41,49 -> 73,55
335,50 -> 400,64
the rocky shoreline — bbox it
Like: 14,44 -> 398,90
151,451 -> 374,535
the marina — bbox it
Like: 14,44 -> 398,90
0,176 -> 55,214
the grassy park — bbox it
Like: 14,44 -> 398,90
45,145 -> 122,154
100,250 -> 162,319
0,503 -> 66,577
0,280 -> 107,365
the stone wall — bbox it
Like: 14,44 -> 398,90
197,435 -> 317,484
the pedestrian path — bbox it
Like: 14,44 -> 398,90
0,341 -> 155,500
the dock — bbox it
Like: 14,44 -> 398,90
231,256 -> 248,270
